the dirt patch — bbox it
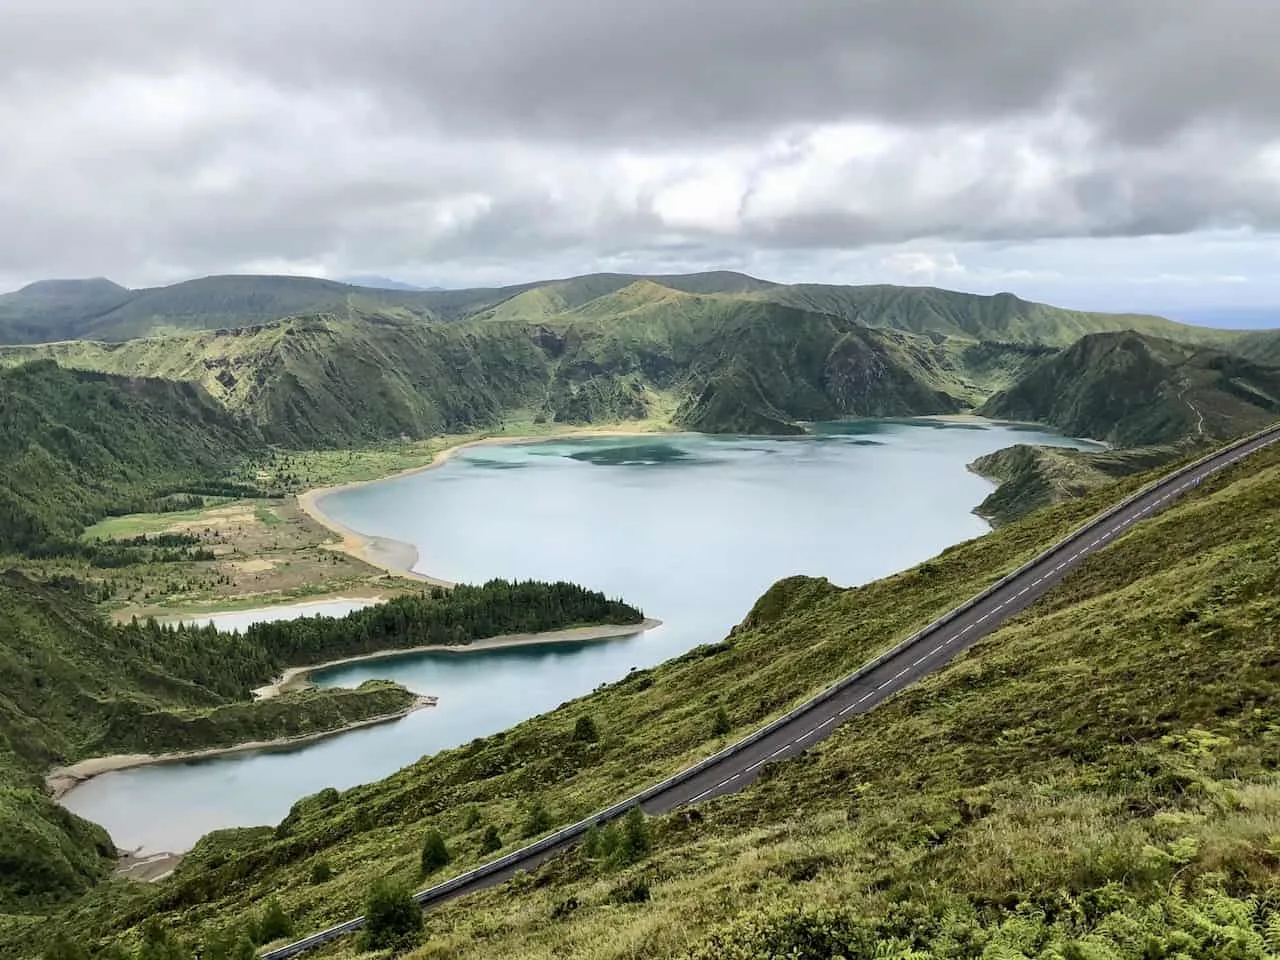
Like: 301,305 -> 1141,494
165,506 -> 257,533
230,558 -> 278,573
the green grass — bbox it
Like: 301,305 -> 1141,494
253,505 -> 283,527
21,440 -> 1280,958
969,441 -> 1197,525
80,501 -> 237,541
980,331 -> 1280,445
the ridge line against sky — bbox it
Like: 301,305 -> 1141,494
1,0 -> 1278,318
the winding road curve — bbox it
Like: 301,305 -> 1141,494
263,423 -> 1280,959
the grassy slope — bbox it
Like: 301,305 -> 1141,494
754,284 -> 1248,348
969,443 -> 1195,525
0,572 -> 417,912
0,575 -> 643,915
0,361 -> 266,553
980,332 -> 1280,445
2,269 -> 1258,351
28,440 -> 1280,958
0,299 -> 1027,444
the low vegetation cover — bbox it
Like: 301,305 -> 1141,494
13,438 -> 1278,959
0,574 -> 641,913
979,331 -> 1280,445
9,278 -> 1277,448
0,360 -> 266,555
969,441 -> 1195,525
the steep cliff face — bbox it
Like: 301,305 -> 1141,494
980,332 -> 1280,444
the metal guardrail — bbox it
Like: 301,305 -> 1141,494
264,422 -> 1280,958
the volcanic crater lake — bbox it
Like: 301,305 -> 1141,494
62,420 -> 1099,854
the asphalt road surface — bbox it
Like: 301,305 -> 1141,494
264,423 -> 1280,959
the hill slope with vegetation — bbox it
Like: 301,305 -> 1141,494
0,575 -> 641,914
0,297 -> 1056,444
0,361 -> 267,555
979,331 -> 1280,445
968,442 -> 1193,525
21,437 -> 1280,959
2,269 -> 1260,350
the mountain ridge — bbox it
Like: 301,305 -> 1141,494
4,269 -> 1274,351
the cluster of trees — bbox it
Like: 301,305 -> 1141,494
101,579 -> 643,704
25,533 -> 218,568
164,579 -> 643,682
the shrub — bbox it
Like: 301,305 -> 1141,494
358,880 -> 423,953
479,825 -> 503,854
420,828 -> 450,874
309,859 -> 333,884
711,705 -> 731,737
573,714 -> 600,742
522,801 -> 553,838
255,898 -> 294,944
461,805 -> 482,830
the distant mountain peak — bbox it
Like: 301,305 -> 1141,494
13,277 -> 129,297
339,274 -> 437,292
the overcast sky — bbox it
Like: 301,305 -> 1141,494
2,0 -> 1278,318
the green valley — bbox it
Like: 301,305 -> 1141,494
2,269 -> 1280,960
15,420 -> 1280,960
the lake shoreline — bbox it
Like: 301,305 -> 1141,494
297,424 -> 674,582
46,695 -> 438,802
253,618 -> 664,699
50,618 -> 661,801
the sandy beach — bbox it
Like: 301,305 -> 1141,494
46,696 -> 436,801
296,426 -> 668,581
253,618 -> 662,699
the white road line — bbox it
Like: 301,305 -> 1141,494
959,624 -> 975,635
817,716 -> 837,728
1032,578 -> 1043,586
1017,587 -> 1030,597
891,667 -> 910,681
856,692 -> 874,704
976,613 -> 990,623
838,703 -> 858,716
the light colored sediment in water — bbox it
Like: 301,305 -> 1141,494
45,696 -> 437,801
115,849 -> 184,883
296,426 -> 668,581
252,618 -> 663,699
157,594 -> 386,628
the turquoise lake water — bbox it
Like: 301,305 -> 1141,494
62,420 -> 1098,853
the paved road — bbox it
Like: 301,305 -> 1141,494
263,423 -> 1280,959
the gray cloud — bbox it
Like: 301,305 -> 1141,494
0,0 -> 1278,306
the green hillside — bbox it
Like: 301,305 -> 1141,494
0,279 -> 134,344
3,269 -> 1263,351
0,361 -> 266,554
979,332 -> 1280,445
0,575 -> 640,914
969,442 -> 1193,525
24,427 -> 1280,959
2,303 -> 1039,443
755,283 -> 1240,348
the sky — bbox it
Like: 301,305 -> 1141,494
2,0 -> 1279,320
